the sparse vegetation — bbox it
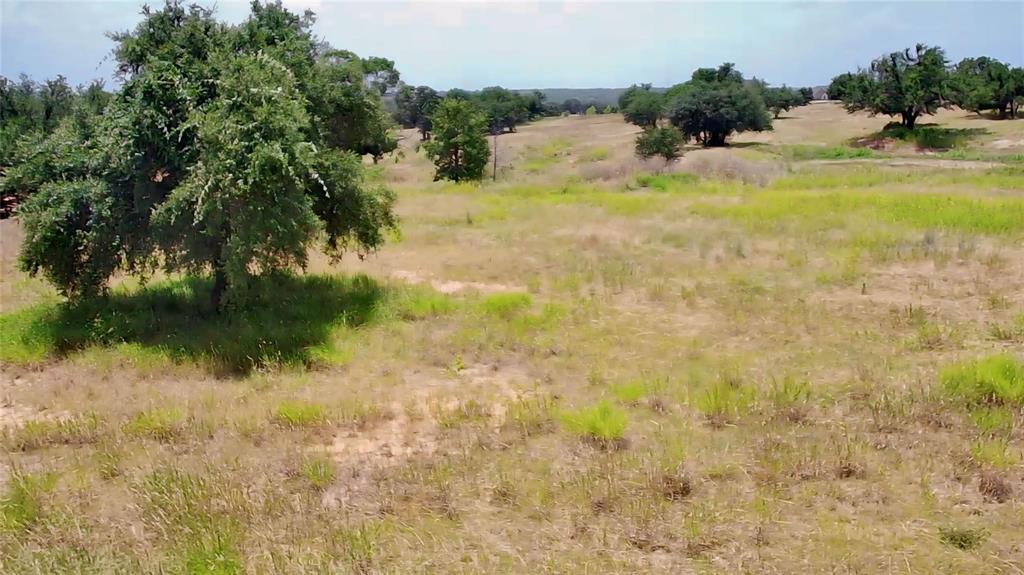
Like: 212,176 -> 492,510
1,4 -> 1023,572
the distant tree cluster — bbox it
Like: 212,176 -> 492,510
618,63 -> 785,160
3,0 -> 399,309
829,44 -> 1024,126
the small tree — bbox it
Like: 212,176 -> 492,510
14,1 -> 398,309
585,105 -> 598,116
395,84 -> 440,140
562,98 -> 583,115
763,86 -> 804,118
798,87 -> 814,104
838,44 -> 950,129
623,90 -> 663,128
423,98 -> 489,182
635,126 -> 684,164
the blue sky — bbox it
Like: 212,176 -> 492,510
2,1 -> 1022,90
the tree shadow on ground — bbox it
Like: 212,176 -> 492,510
848,123 -> 990,151
36,273 -> 384,376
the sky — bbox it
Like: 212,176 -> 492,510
1,0 -> 1022,90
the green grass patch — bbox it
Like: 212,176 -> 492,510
560,401 -> 628,446
695,379 -> 755,424
480,292 -> 533,319
579,147 -> 611,162
695,187 -> 1024,235
272,401 -> 329,428
300,456 -> 336,491
0,273 -> 387,374
4,413 -> 104,451
779,145 -> 878,161
770,165 -> 1024,191
0,472 -> 57,532
941,355 -> 1024,406
636,172 -> 701,191
124,408 -> 187,442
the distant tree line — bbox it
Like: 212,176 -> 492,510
828,45 -> 1024,127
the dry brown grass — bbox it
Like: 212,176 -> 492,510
1,103 -> 1023,573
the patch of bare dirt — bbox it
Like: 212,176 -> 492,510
991,138 -> 1024,150
807,158 -> 999,169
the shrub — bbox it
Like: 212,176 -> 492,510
560,401 -> 628,447
941,355 -> 1024,406
635,126 -> 684,163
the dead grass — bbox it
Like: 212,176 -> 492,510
1,104 -> 1023,573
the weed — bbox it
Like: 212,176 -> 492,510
939,526 -> 987,550
695,378 -> 755,425
1,471 -> 56,532
969,406 -> 1014,437
969,439 -> 1019,469
301,456 -> 335,491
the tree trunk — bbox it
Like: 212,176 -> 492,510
901,111 -> 917,129
211,262 -> 227,312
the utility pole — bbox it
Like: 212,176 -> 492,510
492,129 -> 498,181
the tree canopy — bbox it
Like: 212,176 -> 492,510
663,63 -> 772,147
10,0 -> 398,308
622,89 -> 664,129
423,98 -> 490,182
395,84 -> 441,140
634,126 -> 684,163
950,57 -> 1024,119
834,44 -> 951,129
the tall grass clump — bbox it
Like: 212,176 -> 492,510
560,401 -> 628,448
941,355 -> 1024,406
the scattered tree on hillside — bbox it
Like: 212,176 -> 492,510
827,72 -> 856,101
635,126 -> 684,164
395,84 -> 440,140
618,83 -> 653,111
835,44 -> 951,129
951,57 -> 1024,119
762,85 -> 805,118
663,63 -> 772,146
476,86 -> 530,133
423,98 -> 489,182
622,89 -> 664,128
12,1 -> 398,309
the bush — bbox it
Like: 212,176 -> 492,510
941,355 -> 1024,406
635,126 -> 684,163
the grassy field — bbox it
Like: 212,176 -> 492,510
1,103 -> 1023,573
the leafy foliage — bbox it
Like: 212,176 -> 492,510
664,64 -> 772,146
423,98 -> 490,182
622,87 -> 664,128
10,0 -> 398,308
950,57 -> 1024,119
635,126 -> 684,162
395,85 -> 441,140
835,44 -> 951,128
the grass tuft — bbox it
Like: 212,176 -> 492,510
941,355 -> 1024,406
560,401 -> 628,447
272,401 -> 329,428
